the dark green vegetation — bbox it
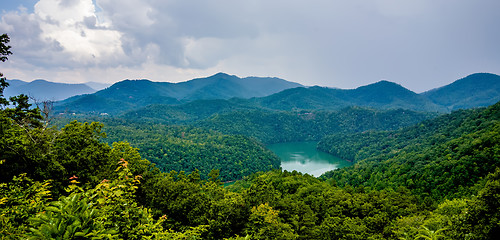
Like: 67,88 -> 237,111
254,73 -> 500,112
252,81 -> 445,112
54,72 -> 500,117
53,106 -> 433,184
199,107 -> 435,144
55,73 -> 302,114
2,33 -> 500,239
103,122 -> 280,181
422,73 -> 500,111
120,98 -> 260,124
319,102 -> 500,200
53,106 -> 431,183
53,101 -> 435,184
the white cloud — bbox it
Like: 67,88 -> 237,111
34,0 -> 125,65
0,0 -> 125,68
1,0 -> 500,92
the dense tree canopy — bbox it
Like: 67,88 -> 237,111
198,107 -> 435,144
102,121 -> 280,181
320,102 -> 500,201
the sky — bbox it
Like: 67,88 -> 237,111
0,0 -> 499,93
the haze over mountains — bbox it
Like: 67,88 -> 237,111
4,79 -> 109,101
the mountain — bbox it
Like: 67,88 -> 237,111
422,73 -> 500,111
4,79 -> 96,101
55,72 -> 500,115
55,73 -> 302,114
84,81 -> 111,91
347,80 -> 446,111
4,79 -> 27,88
252,86 -> 349,110
254,81 -> 446,112
176,73 -> 303,100
319,100 -> 500,200
120,98 -> 259,124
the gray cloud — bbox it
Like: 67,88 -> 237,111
1,0 -> 499,91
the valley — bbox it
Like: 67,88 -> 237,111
2,1 -> 499,238
2,70 -> 500,239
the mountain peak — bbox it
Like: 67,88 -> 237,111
423,72 -> 500,110
31,79 -> 51,84
355,80 -> 413,95
56,73 -> 302,114
211,72 -> 234,78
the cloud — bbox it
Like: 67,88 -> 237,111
0,0 -> 125,68
1,0 -> 500,92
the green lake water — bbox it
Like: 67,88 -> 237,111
267,142 -> 353,177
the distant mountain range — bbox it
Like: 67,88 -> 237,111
55,73 -> 303,114
4,79 -> 109,102
252,81 -> 446,112
115,73 -> 500,122
9,72 -> 499,116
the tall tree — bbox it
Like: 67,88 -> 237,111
0,33 -> 13,107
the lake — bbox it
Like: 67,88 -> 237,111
267,141 -> 352,177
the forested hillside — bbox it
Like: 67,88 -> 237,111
254,81 -> 445,112
423,73 -> 500,110
54,72 -> 500,116
103,122 -> 280,181
199,107 -> 436,144
120,98 -> 260,124
55,73 -> 301,114
2,82 -> 500,240
319,101 -> 500,201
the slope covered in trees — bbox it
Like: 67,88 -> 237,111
55,73 -> 302,114
254,81 -> 446,112
103,121 -> 280,181
319,101 -> 500,200
54,72 -> 500,116
2,91 -> 499,239
423,73 -> 500,111
199,107 -> 436,144
119,98 -> 260,124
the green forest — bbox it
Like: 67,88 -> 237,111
1,33 -> 500,239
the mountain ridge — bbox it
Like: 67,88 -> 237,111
422,73 -> 500,111
38,72 -> 500,115
55,73 -> 303,114
5,79 -> 96,101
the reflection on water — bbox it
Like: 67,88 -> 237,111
267,141 -> 352,177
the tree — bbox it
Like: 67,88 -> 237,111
415,226 -> 447,240
1,33 -> 13,107
246,203 -> 297,240
452,168 -> 500,239
0,33 -> 42,127
0,34 -> 11,62
0,63 -> 44,182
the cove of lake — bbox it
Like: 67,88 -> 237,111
267,142 -> 353,177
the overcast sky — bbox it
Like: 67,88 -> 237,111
1,0 -> 499,92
